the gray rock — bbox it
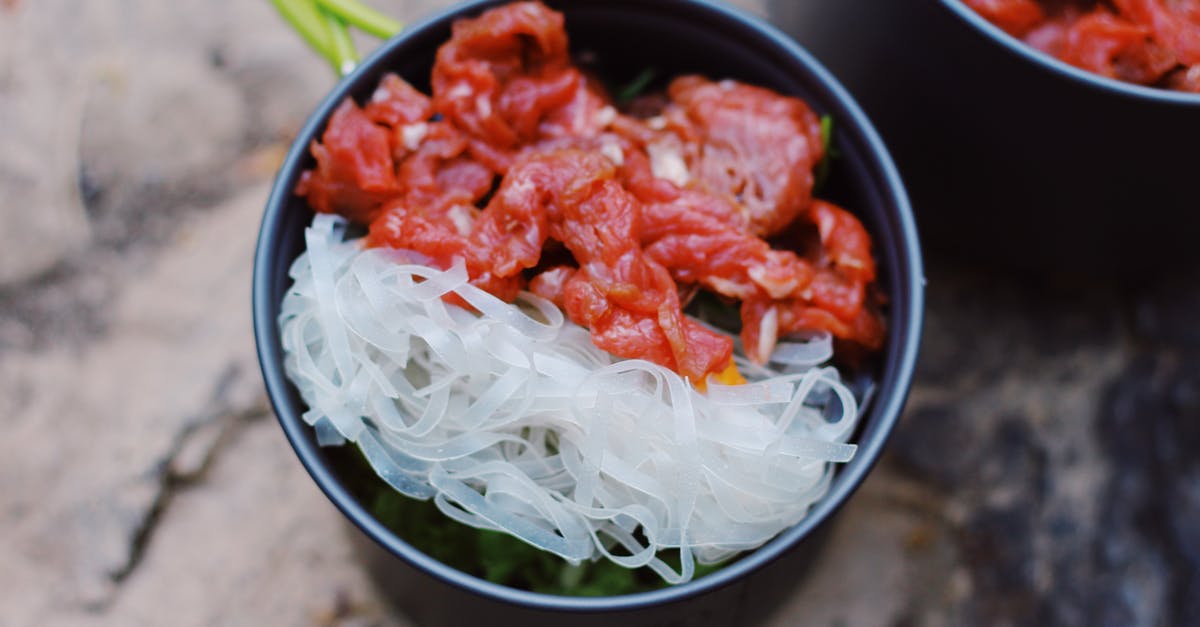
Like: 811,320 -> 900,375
0,185 -> 270,619
765,471 -> 957,627
100,418 -> 406,627
0,6 -> 91,286
1169,470 -> 1200,567
1135,271 -> 1200,348
79,51 -> 247,246
959,504 -> 1047,624
890,403 -> 980,490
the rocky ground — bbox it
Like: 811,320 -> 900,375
2,0 -> 1196,625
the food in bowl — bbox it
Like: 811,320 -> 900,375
278,0 -> 885,588
963,0 -> 1200,91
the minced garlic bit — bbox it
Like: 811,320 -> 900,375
647,139 -> 689,187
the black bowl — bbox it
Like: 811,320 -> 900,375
253,1 -> 924,625
771,0 -> 1200,278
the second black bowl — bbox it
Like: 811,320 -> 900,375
772,0 -> 1200,278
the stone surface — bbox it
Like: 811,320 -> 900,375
79,52 -> 248,246
103,417 -> 401,627
0,183 -> 269,617
0,2 -> 91,286
3,0 -> 1196,626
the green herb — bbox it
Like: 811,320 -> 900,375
270,0 -> 334,63
686,290 -> 742,334
616,68 -> 657,105
814,114 -> 839,192
820,114 -> 835,156
321,8 -> 359,76
270,0 -> 403,75
315,0 -> 403,40
331,446 -> 735,596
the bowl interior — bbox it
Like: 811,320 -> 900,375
254,0 -> 923,611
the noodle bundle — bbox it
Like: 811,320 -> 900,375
280,214 -> 863,583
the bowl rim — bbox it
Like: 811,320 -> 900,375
938,0 -> 1200,107
253,0 -> 925,613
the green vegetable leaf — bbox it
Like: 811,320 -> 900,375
338,441 -> 735,597
567,560 -> 637,596
616,68 -> 657,105
686,290 -> 742,334
815,114 -> 838,192
820,114 -> 835,157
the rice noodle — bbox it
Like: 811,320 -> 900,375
280,214 -> 865,583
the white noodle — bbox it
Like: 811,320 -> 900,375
279,214 -> 864,583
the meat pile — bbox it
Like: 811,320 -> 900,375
296,1 -> 884,382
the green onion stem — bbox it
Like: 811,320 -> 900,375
321,7 -> 360,76
815,114 -> 837,191
270,0 -> 335,63
315,0 -> 403,40
820,114 -> 835,157
616,68 -> 657,105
